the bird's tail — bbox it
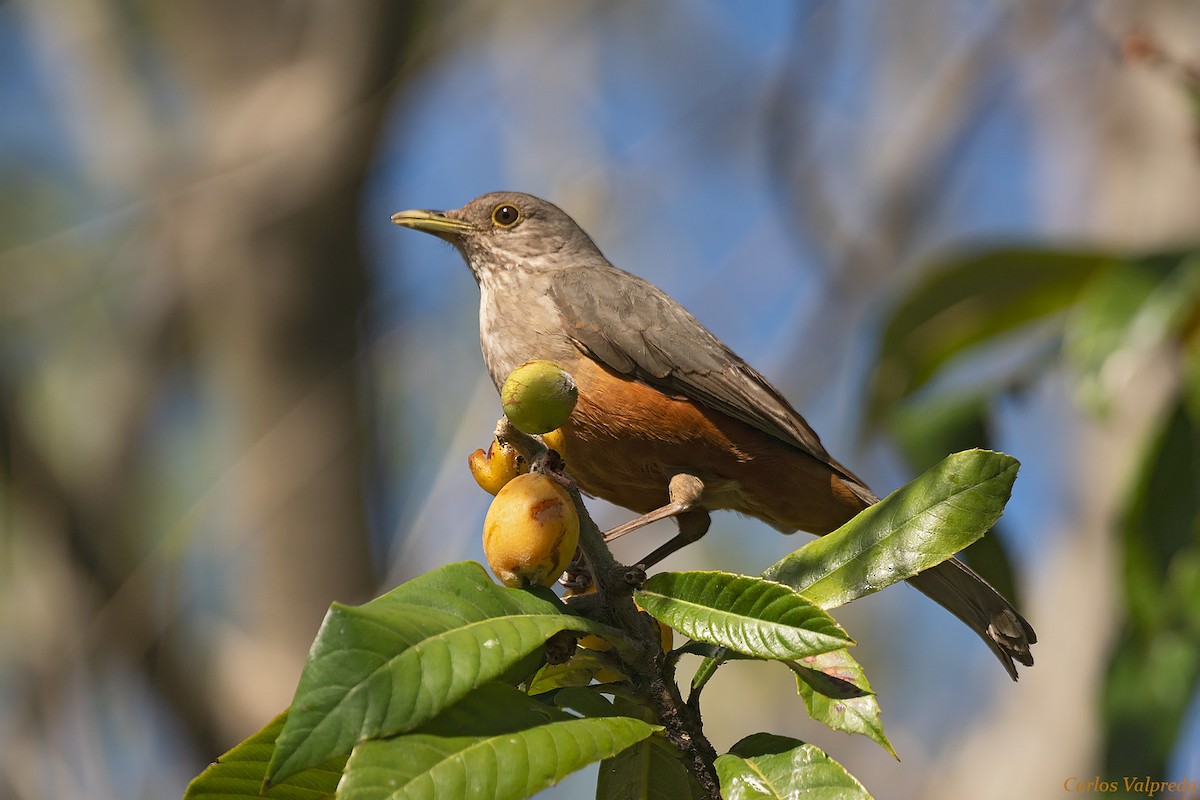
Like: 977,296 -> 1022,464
907,557 -> 1037,680
825,474 -> 1035,678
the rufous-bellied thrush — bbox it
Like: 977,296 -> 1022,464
392,192 -> 1036,679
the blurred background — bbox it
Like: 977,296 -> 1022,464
3,1 -> 1200,798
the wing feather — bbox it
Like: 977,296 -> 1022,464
550,267 -> 872,498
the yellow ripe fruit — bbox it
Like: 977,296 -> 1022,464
654,616 -> 674,654
501,361 -> 579,435
541,428 -> 568,460
468,438 -> 526,495
484,473 -> 580,588
586,610 -> 672,684
578,632 -> 612,652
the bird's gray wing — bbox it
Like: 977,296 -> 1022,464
550,267 -> 871,494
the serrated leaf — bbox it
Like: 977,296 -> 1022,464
790,650 -> 896,759
635,571 -> 850,661
268,562 -> 619,784
717,734 -> 873,799
765,450 -> 1018,609
356,561 -> 562,619
337,683 -> 656,800
182,710 -> 344,800
887,385 -> 1024,603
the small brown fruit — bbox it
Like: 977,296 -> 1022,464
484,473 -> 580,588
501,361 -> 578,435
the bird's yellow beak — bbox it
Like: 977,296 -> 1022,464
390,209 -> 476,237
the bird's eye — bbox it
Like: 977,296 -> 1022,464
491,204 -> 521,228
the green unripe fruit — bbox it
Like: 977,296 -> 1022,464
501,360 -> 579,434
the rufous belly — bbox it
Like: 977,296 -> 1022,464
556,355 -> 868,535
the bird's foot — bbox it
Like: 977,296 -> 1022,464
602,473 -> 706,543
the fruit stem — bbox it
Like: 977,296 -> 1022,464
494,414 -> 722,797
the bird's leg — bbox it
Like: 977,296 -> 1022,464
634,508 -> 711,569
603,473 -> 706,543
601,474 -> 711,568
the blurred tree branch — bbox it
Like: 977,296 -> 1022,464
5,0 -> 423,782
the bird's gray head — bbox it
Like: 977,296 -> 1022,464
391,192 -> 605,284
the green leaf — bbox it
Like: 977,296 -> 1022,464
870,248 -> 1116,421
716,734 -> 874,799
183,711 -> 344,800
596,735 -> 700,800
1064,255 -> 1200,414
689,649 -> 894,758
548,686 -> 620,719
790,654 -> 870,700
887,395 -> 1023,603
1119,379 -> 1200,629
1103,628 -> 1200,780
889,392 -> 994,473
683,645 -> 772,706
690,449 -> 1013,707
688,651 -> 721,699
526,652 -> 613,695
634,571 -> 851,660
790,650 -> 896,759
765,449 -> 1018,609
416,681 -> 567,731
337,683 -> 656,800
355,561 -> 561,619
1104,371 -> 1200,779
675,641 -> 754,660
596,696 -> 703,800
268,562 -> 619,784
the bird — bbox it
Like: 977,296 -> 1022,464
391,191 -> 1036,680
